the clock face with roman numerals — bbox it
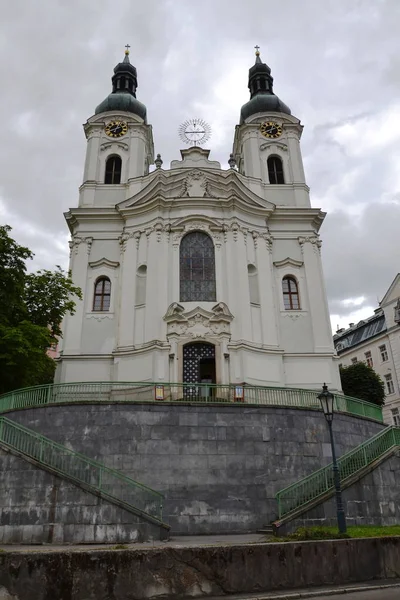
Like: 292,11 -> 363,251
105,120 -> 128,138
260,121 -> 282,139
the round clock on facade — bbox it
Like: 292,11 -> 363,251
105,120 -> 128,138
179,118 -> 212,147
260,121 -> 282,139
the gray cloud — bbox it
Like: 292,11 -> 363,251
0,0 -> 399,329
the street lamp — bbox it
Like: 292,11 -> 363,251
317,383 -> 347,534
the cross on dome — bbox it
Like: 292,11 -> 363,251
125,43 -> 131,55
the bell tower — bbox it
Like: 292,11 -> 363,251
233,48 -> 309,208
79,47 -> 154,208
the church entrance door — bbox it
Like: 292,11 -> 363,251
183,342 -> 216,398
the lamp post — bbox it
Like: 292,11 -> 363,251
317,383 -> 347,534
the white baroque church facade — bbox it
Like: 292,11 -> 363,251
57,48 -> 340,391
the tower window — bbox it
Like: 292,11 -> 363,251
267,156 -> 284,184
180,232 -> 216,302
282,276 -> 300,310
93,277 -> 111,311
104,155 -> 122,184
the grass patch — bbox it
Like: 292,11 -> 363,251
110,544 -> 129,550
282,525 -> 400,541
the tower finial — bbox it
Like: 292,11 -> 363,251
254,45 -> 262,64
125,43 -> 131,55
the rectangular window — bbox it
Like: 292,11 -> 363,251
364,351 -> 373,368
385,374 -> 395,395
391,408 -> 400,426
379,344 -> 388,362
351,357 -> 358,364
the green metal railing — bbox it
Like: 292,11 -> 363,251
276,426 -> 400,520
0,416 -> 166,526
0,381 -> 383,422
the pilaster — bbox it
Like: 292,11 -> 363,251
62,236 -> 92,354
255,232 -> 279,346
117,232 -> 139,349
298,236 -> 333,352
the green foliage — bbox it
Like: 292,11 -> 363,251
25,266 -> 82,337
340,362 -> 385,406
282,525 -> 400,541
0,226 -> 81,394
284,526 -> 349,541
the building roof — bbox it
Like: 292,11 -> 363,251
240,49 -> 291,123
333,312 -> 386,353
95,49 -> 147,120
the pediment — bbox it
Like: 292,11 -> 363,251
273,257 -> 303,269
117,169 -> 275,213
380,273 -> 400,307
88,258 -> 120,269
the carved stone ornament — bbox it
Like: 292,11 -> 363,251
282,312 -> 305,321
298,236 -> 322,255
259,141 -> 288,153
164,302 -> 234,340
69,236 -> 93,256
171,219 -> 223,249
179,170 -> 214,198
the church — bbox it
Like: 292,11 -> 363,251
57,47 -> 340,393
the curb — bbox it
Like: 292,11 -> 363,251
229,582 -> 400,600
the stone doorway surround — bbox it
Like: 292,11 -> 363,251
163,302 -> 233,384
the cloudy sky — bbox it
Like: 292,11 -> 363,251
0,0 -> 399,332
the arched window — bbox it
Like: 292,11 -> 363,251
267,156 -> 284,184
180,232 -> 216,302
93,277 -> 111,311
282,276 -> 300,310
104,155 -> 122,184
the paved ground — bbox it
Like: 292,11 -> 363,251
315,590 -> 400,600
0,533 -> 267,552
210,582 -> 400,600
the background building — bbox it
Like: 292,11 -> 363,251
334,274 -> 400,424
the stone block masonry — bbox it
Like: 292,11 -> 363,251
0,538 -> 400,599
0,448 -> 164,544
286,449 -> 400,532
3,403 -> 384,535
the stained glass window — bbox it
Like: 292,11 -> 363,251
180,232 -> 216,302
282,276 -> 300,310
93,277 -> 111,311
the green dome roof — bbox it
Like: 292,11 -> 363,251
240,50 -> 291,123
94,50 -> 147,121
240,93 -> 291,122
95,92 -> 147,119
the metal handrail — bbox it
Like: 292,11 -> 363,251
276,425 -> 400,519
0,381 -> 383,423
0,416 -> 165,524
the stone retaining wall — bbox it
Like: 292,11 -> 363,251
0,538 -> 400,599
285,449 -> 400,533
0,447 -> 164,544
3,403 -> 384,535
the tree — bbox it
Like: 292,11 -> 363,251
339,362 -> 385,406
0,225 -> 82,394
